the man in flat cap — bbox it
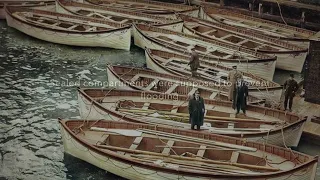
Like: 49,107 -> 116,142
188,50 -> 200,77
227,65 -> 243,101
283,73 -> 299,112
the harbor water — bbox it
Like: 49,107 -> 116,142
0,20 -> 319,180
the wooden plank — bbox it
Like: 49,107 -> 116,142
229,114 -> 235,129
209,92 -> 218,99
188,88 -> 198,96
99,134 -> 109,145
67,24 -> 79,30
130,74 -> 140,82
203,29 -> 217,35
196,145 -> 206,159
85,27 -> 96,32
171,108 -> 178,113
145,79 -> 159,90
142,102 -> 150,110
162,140 -> 175,155
230,152 -> 239,163
161,57 -> 176,66
228,123 -> 235,129
236,39 -> 249,45
165,83 -> 179,94
129,136 -> 143,150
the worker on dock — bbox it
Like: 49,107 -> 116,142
188,90 -> 205,130
284,73 -> 299,112
227,65 -> 243,101
234,78 -> 249,115
188,50 -> 200,77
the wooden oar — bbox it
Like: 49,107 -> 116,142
128,112 -> 276,130
118,108 -> 280,124
95,144 -> 279,172
130,155 -> 255,175
155,145 -> 234,151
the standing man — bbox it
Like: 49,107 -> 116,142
188,90 -> 205,130
188,50 -> 200,77
283,73 -> 299,112
234,78 -> 249,115
227,66 -> 243,101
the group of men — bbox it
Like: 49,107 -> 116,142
187,50 -> 299,131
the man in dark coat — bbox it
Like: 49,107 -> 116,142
188,90 -> 205,130
233,78 -> 249,115
283,73 -> 299,112
188,50 -> 200,77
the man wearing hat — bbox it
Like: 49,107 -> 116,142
234,78 -> 249,114
227,66 -> 243,101
283,73 -> 299,112
188,50 -> 200,77
188,90 -> 205,130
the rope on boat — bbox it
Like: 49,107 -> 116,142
275,0 -> 287,26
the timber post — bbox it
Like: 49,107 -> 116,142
258,3 -> 263,16
304,32 -> 320,104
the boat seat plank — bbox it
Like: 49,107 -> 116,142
85,27 -> 96,32
130,74 -> 141,82
230,152 -> 239,163
142,102 -> 150,110
203,29 -> 217,35
209,92 -> 218,99
171,108 -> 178,113
236,39 -> 249,45
219,34 -> 233,40
145,79 -> 159,90
224,54 -> 235,59
86,13 -> 95,17
161,57 -> 176,66
129,136 -> 143,150
228,123 -> 235,129
162,140 -> 175,155
92,12 -> 111,20
196,145 -> 206,159
98,134 -> 109,145
188,88 -> 198,96
165,83 -> 179,94
67,24 -> 79,30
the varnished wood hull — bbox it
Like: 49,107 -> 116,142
55,0 -> 184,33
182,16 -> 308,73
77,89 -> 306,147
144,48 -> 282,104
60,119 -> 318,180
106,65 -> 265,104
5,7 -> 131,50
84,0 -> 199,19
133,24 -> 278,81
0,1 -> 54,19
199,7 -> 313,51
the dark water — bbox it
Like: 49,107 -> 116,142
0,20 -> 319,179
